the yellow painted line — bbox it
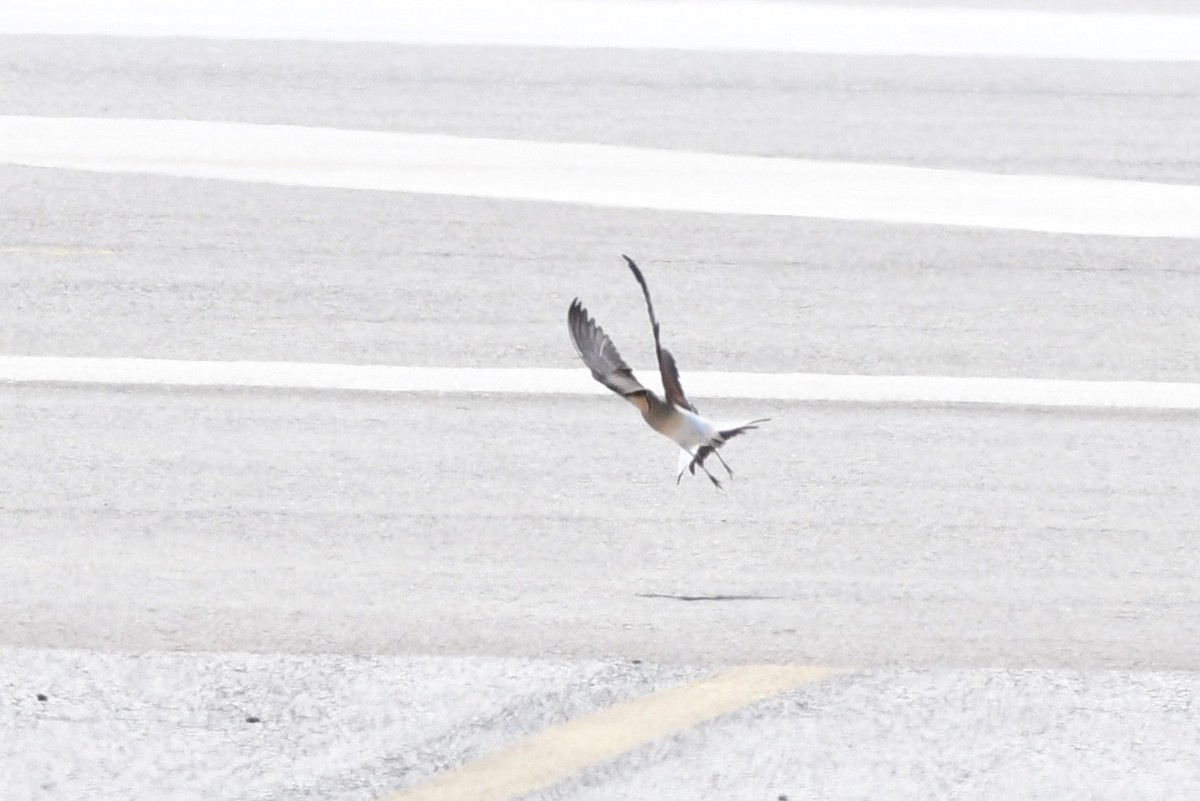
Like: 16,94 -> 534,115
382,664 -> 846,801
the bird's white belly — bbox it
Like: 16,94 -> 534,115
660,408 -> 715,449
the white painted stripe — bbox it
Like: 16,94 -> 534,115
3,117 -> 1198,238
3,356 -> 1199,411
4,1 -> 1200,61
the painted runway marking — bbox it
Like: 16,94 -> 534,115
3,356 -> 1200,411
4,1 -> 1200,61
381,664 -> 844,801
2,117 -> 1199,238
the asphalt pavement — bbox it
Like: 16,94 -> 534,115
2,16 -> 1199,801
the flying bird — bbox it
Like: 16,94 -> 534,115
568,255 -> 769,489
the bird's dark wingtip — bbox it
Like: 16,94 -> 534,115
567,299 -> 588,346
622,254 -> 644,279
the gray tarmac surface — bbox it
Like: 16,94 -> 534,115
4,386 -> 1200,669
555,669 -> 1200,801
4,167 -> 1200,381
4,37 -> 1200,183
1,648 -> 705,801
3,20 -> 1200,801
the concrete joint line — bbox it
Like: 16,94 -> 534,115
381,664 -> 846,801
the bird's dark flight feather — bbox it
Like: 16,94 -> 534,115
567,299 -> 650,402
622,255 -> 697,413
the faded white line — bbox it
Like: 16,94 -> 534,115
2,356 -> 1199,410
4,1 -> 1200,61
2,117 -> 1198,238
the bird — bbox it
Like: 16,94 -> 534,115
567,255 -> 769,489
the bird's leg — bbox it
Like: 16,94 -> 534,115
679,448 -> 723,489
691,454 -> 723,490
700,463 -> 723,489
688,445 -> 733,481
710,447 -> 734,479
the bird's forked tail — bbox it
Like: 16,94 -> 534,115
679,417 -> 771,488
717,417 -> 771,442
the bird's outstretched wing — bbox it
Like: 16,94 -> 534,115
623,255 -> 697,413
568,299 -> 651,405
